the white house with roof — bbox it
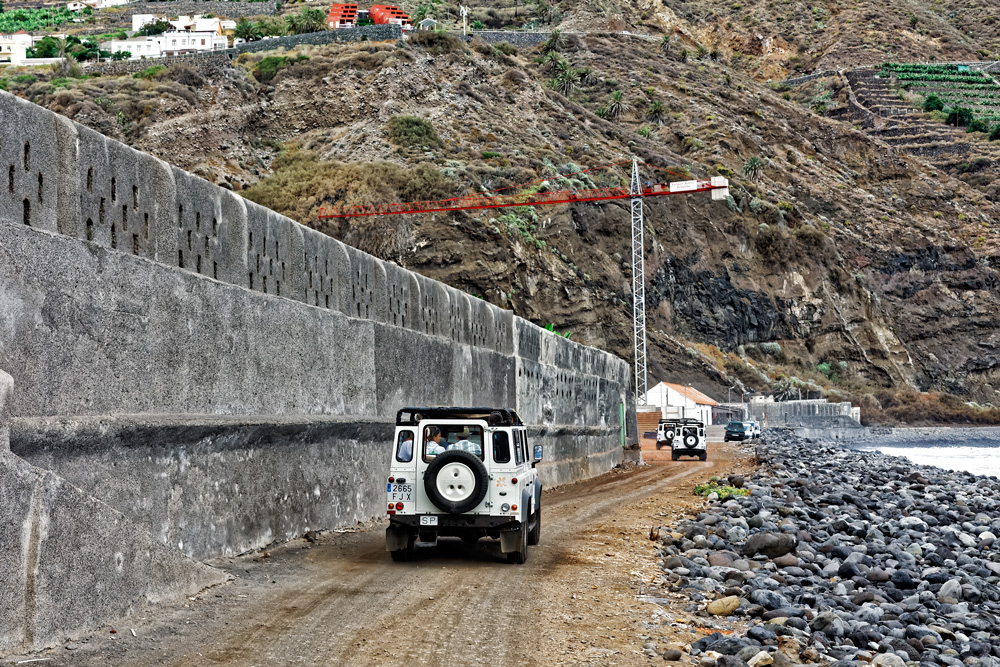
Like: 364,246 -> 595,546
0,36 -> 28,65
642,381 -> 719,425
102,35 -> 163,59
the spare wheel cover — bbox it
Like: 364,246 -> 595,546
684,434 -> 697,448
424,450 -> 489,514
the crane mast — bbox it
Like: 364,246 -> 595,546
629,158 -> 648,405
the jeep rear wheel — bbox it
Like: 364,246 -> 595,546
389,532 -> 415,562
528,504 -> 541,546
424,450 -> 489,514
506,523 -> 528,564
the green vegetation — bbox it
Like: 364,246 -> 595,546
407,30 -> 465,55
0,7 -> 74,32
252,55 -> 289,82
234,17 -> 264,42
742,156 -> 764,181
694,478 -> 750,500
386,115 -> 443,149
134,65 -> 167,80
544,323 -> 571,338
922,94 -> 944,112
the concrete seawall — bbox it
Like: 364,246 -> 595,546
0,88 -> 634,651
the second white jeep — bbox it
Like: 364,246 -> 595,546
385,407 -> 542,564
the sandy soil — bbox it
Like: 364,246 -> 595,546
9,442 -> 756,667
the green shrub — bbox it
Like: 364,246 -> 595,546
693,479 -> 750,500
990,125 -> 1000,141
945,107 -> 974,127
494,42 -> 517,56
133,65 -> 166,79
252,55 -> 288,82
481,151 -> 501,158
922,94 -> 944,112
386,115 -> 443,149
407,30 -> 464,55
967,118 -> 989,133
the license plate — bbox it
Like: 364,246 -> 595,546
388,483 -> 413,502
420,515 -> 438,526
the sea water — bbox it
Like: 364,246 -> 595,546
852,442 -> 1000,478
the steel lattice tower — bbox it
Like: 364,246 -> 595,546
629,158 -> 648,405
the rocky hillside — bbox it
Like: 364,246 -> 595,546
3,5 -> 1000,422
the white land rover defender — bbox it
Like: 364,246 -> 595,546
385,407 -> 542,564
657,418 -> 707,461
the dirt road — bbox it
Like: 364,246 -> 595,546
15,443 -> 754,667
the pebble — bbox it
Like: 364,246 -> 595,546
657,431 -> 1000,665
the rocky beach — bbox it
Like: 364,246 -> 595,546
653,430 -> 1000,666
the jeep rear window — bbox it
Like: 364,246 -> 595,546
493,431 -> 511,463
423,424 -> 485,462
396,430 -> 414,463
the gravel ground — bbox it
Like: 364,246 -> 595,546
652,429 -> 1000,667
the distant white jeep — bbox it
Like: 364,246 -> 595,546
385,407 -> 542,564
657,418 -> 707,461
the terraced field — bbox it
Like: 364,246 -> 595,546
880,62 -> 1000,124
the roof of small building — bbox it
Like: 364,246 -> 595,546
652,381 -> 720,406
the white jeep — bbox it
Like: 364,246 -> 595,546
385,407 -> 542,564
657,418 -> 707,461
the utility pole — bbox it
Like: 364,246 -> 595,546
460,5 -> 468,35
630,157 -> 647,405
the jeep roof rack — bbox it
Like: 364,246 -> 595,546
658,417 -> 703,425
396,407 -> 524,427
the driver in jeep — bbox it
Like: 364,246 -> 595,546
424,426 -> 446,458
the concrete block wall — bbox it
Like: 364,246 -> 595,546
0,84 -> 631,545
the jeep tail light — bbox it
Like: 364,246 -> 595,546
511,504 -> 518,511
395,502 -> 404,510
388,476 -> 395,483
511,477 -> 518,484
388,503 -> 394,510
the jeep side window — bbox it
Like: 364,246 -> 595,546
493,431 -> 511,463
513,431 -> 524,465
396,430 -> 414,463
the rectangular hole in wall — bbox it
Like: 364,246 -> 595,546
178,205 -> 183,228
8,165 -> 14,194
111,176 -> 116,202
23,142 -> 29,170
86,218 -> 94,241
144,213 -> 149,239
99,198 -> 105,227
213,262 -> 217,280
276,281 -> 281,296
132,234 -> 139,255
187,230 -> 192,251
249,272 -> 254,289
262,275 -> 268,294
122,205 -> 128,231
22,199 -> 30,226
132,185 -> 138,209
196,255 -> 202,274
212,218 -> 218,235
86,167 -> 93,192
178,250 -> 184,268
111,223 -> 117,249
37,173 -> 42,203
196,212 -> 200,231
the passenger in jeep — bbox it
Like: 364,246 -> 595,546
449,431 -> 482,456
425,426 -> 446,458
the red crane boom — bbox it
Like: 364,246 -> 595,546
317,179 -> 726,218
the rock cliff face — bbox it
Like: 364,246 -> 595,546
9,18 -> 1000,411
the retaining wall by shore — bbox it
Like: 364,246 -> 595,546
0,87 -> 634,652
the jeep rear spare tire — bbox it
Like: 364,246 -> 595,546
424,450 -> 489,514
684,434 -> 697,448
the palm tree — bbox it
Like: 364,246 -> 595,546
660,34 -> 672,56
552,67 -> 579,96
603,90 -> 631,120
234,18 -> 263,42
287,8 -> 326,34
742,156 -> 764,181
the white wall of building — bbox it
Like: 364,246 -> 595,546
642,383 -> 713,425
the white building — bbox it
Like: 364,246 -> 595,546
641,381 -> 719,425
103,35 -> 163,59
159,30 -> 228,55
0,37 -> 28,65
